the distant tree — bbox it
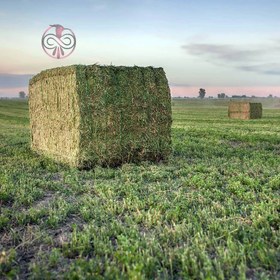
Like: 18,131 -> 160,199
19,91 -> 26,99
198,88 -> 206,99
218,93 -> 226,99
268,94 -> 273,98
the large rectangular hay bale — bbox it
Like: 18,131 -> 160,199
29,65 -> 172,167
228,101 -> 262,120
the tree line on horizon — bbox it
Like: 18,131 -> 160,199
192,88 -> 277,99
0,90 -> 278,100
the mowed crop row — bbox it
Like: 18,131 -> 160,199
0,99 -> 279,279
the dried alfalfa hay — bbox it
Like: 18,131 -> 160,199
29,64 -> 172,168
228,101 -> 262,120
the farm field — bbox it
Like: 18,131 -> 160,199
0,98 -> 280,279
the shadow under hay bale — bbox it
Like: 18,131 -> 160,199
29,65 -> 172,168
228,101 -> 262,120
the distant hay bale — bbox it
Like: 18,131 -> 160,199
29,65 -> 172,168
228,101 -> 262,120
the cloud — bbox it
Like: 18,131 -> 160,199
238,63 -> 280,75
170,86 -> 280,97
182,42 -> 280,75
0,86 -> 28,97
182,43 -> 263,62
0,73 -> 33,88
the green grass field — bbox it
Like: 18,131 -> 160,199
0,99 -> 279,279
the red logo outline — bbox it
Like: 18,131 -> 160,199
41,24 -> 76,59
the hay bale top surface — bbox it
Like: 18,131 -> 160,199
229,101 -> 262,110
229,101 -> 261,105
29,64 -> 164,86
29,65 -> 77,85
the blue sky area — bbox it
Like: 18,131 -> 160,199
1,0 -> 280,97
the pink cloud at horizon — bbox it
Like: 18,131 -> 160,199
170,86 -> 280,97
1,85 -> 280,98
0,87 -> 28,97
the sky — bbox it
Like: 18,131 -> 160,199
0,0 -> 280,97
